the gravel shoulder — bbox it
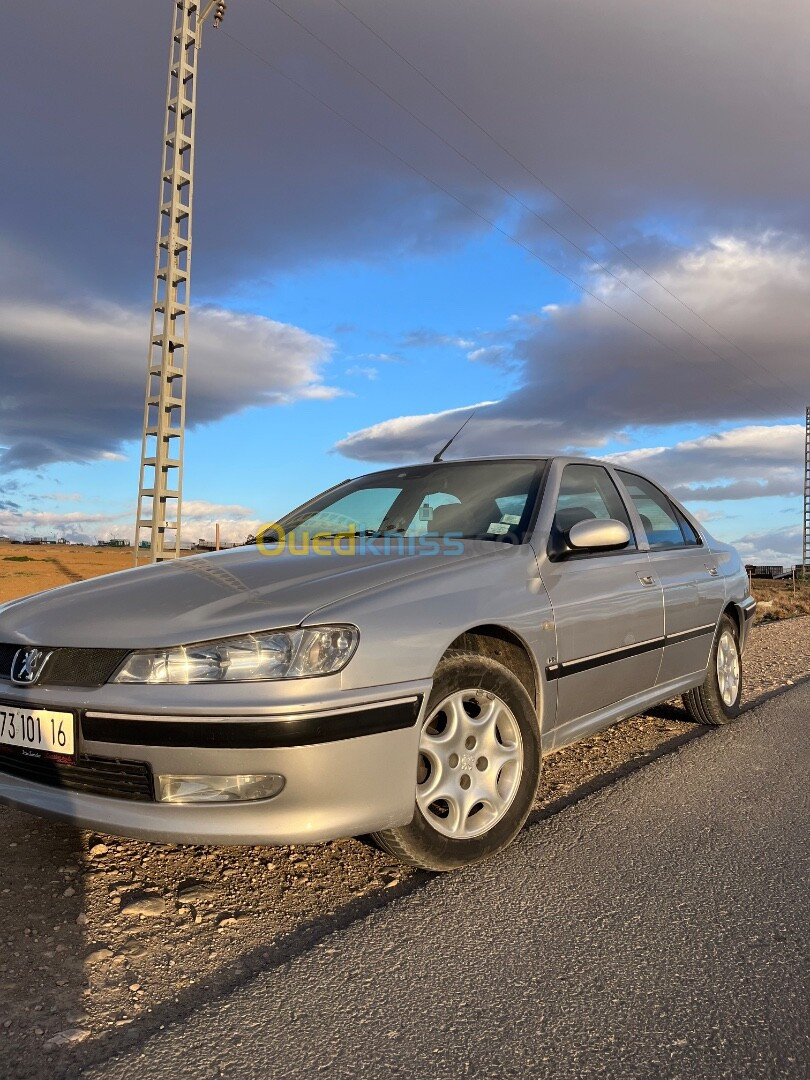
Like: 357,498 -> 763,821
1,616 -> 808,1077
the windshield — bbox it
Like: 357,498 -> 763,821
278,460 -> 546,544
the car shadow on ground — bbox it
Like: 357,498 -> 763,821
530,723 -> 706,826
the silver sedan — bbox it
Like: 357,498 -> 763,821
0,457 -> 755,870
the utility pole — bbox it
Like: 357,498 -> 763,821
803,405 -> 810,577
135,1 -> 227,564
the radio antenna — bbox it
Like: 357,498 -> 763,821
433,410 -> 477,463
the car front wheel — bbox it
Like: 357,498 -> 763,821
372,651 -> 541,871
682,613 -> 743,726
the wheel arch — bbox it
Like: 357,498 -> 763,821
443,624 -> 538,708
722,601 -> 742,638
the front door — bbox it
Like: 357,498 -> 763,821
539,464 -> 664,748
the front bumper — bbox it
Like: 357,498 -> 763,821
739,595 -> 757,652
0,686 -> 428,845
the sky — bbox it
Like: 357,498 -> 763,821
0,0 -> 808,564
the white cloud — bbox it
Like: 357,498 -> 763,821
296,384 -> 347,401
345,365 -> 379,380
400,331 -> 476,350
0,498 -> 261,548
730,525 -> 803,567
466,346 -> 508,365
0,290 -> 339,469
334,235 -> 810,462
0,507 -> 119,546
181,501 -> 257,522
607,424 -> 805,501
41,492 -> 83,503
335,401 -> 501,462
691,509 -> 727,523
170,500 -> 262,546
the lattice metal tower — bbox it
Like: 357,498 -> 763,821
135,1 -> 227,563
803,406 -> 810,575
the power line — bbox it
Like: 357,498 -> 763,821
219,27 -> 782,420
329,0 -> 806,405
258,0 -> 799,413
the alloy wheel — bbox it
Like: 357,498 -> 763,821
416,688 -> 524,839
716,629 -> 740,707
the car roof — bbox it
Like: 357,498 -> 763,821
360,454 -> 657,475
400,455 -> 684,498
403,455 -> 608,467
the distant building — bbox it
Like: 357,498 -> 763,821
98,538 -> 131,548
745,564 -> 785,579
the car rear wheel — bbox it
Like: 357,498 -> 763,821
682,614 -> 743,726
372,651 -> 541,871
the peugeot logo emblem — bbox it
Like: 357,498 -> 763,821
11,647 -> 51,686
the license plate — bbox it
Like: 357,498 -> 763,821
0,705 -> 75,757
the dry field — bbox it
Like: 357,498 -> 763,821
750,576 -> 810,622
0,544 -> 203,604
0,545 -> 135,603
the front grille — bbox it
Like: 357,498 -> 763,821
43,648 -> 130,687
0,751 -> 154,801
0,645 -> 17,679
0,645 -> 130,687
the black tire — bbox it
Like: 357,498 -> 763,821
372,651 -> 541,871
682,614 -> 742,726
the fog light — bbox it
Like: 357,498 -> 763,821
157,773 -> 285,804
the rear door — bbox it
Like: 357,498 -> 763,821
537,463 -> 664,747
615,470 -> 724,684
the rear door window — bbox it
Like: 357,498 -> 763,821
617,472 -> 699,548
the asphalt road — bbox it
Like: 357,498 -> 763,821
80,683 -> 809,1080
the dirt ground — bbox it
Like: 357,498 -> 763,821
0,545 -> 136,603
1,550 -> 809,1077
749,575 -> 810,622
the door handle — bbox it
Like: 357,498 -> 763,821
705,564 -> 719,576
637,574 -> 657,587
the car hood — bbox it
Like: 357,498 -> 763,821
0,544 -> 484,649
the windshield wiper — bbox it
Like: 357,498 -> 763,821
315,530 -> 380,539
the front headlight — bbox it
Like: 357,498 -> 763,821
112,625 -> 358,685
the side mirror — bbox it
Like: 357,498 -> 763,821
568,518 -> 631,551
